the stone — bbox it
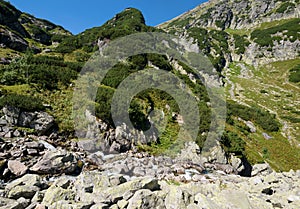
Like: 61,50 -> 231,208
0,196 -> 29,209
30,150 -> 79,175
206,141 -> 227,164
0,119 -> 7,126
27,149 -> 39,155
100,177 -> 160,204
109,175 -> 127,186
117,199 -> 129,209
18,112 -> 36,127
230,155 -> 244,173
133,167 -> 146,177
5,174 -> 43,192
38,140 -> 56,151
127,189 -> 165,209
16,197 -> 30,208
86,152 -> 104,167
246,121 -> 256,133
176,142 -> 203,164
287,195 -> 300,203
165,186 -> 190,209
250,176 -> 263,185
2,106 -> 20,125
5,174 -> 43,199
13,129 -> 21,137
251,163 -> 272,177
4,131 -> 12,138
7,185 -> 40,199
29,112 -> 55,135
171,164 -> 185,175
109,141 -> 121,153
7,160 -> 28,176
35,204 -> 46,209
42,185 -> 75,206
24,141 -> 43,149
191,174 -> 203,182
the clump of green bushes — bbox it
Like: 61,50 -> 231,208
227,101 -> 281,132
0,55 -> 81,90
251,19 -> 300,47
289,64 -> 300,83
0,93 -> 45,111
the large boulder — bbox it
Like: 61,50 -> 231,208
251,163 -> 273,177
42,185 -> 75,206
1,106 -> 55,135
127,189 -> 165,209
7,160 -> 28,176
5,174 -> 44,200
165,186 -> 191,209
2,106 -> 20,125
0,197 -> 30,209
96,177 -> 160,204
30,150 -> 80,175
176,142 -> 203,164
205,141 -> 228,164
28,112 -> 55,135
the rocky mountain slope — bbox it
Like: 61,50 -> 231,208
160,0 -> 300,171
0,0 -> 299,208
0,0 -> 71,60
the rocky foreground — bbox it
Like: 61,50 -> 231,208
0,135 -> 299,209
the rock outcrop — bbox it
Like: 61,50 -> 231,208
159,0 -> 300,66
0,106 -> 55,136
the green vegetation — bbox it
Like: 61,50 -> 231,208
0,93 -> 44,111
168,18 -> 191,29
260,89 -> 268,94
289,64 -> 300,83
188,27 -> 229,72
95,53 -> 211,154
251,18 -> 300,47
276,2 -> 295,14
233,34 -> 250,54
227,101 -> 280,132
56,8 -> 157,53
0,54 -> 81,89
221,131 -> 245,156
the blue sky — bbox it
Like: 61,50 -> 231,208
8,0 -> 206,34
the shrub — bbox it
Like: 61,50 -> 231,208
251,19 -> 300,47
276,2 -> 295,14
0,93 -> 45,111
260,89 -> 268,94
220,131 -> 246,155
289,64 -> 300,83
233,34 -> 250,54
0,55 -> 80,89
227,101 -> 281,132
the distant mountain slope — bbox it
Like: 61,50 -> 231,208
159,0 -> 300,67
0,0 -> 71,58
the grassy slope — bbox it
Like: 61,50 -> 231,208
225,58 -> 300,171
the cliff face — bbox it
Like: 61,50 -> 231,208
159,0 -> 300,66
160,0 -> 300,30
